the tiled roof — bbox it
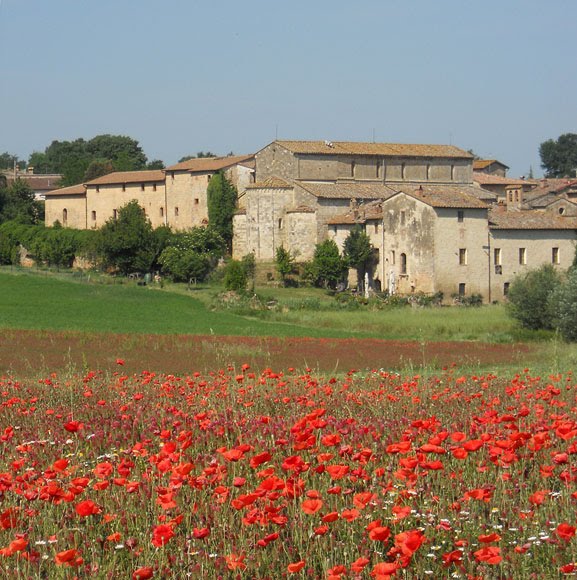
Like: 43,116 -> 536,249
523,178 -> 577,198
473,159 -> 509,170
286,205 -> 316,214
274,140 -> 472,158
327,200 -> 383,224
473,172 -> 528,187
297,181 -> 398,200
86,170 -> 165,186
44,183 -> 86,197
489,208 -> 577,230
246,177 -> 293,189
5,174 -> 63,191
394,185 -> 489,209
165,154 -> 254,172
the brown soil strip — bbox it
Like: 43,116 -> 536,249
0,329 -> 536,376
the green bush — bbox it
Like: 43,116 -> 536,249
552,268 -> 577,341
506,264 -> 561,330
223,259 -> 248,292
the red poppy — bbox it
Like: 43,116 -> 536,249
192,527 -> 210,539
557,523 -> 577,541
151,524 -> 175,547
301,499 -> 323,514
133,567 -> 154,580
75,499 -> 101,517
287,560 -> 306,573
225,553 -> 246,571
63,420 -> 83,433
474,546 -> 502,564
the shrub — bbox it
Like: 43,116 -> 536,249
311,239 -> 346,289
275,246 -> 295,286
552,268 -> 577,341
224,259 -> 248,292
506,264 -> 561,330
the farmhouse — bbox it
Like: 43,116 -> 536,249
45,155 -> 254,230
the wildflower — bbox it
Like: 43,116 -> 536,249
287,560 -> 305,573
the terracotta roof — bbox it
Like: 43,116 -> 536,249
394,185 -> 490,209
165,154 -> 254,172
473,172 -> 528,187
297,181 -> 398,200
86,170 -> 165,186
272,140 -> 472,159
523,178 -> 577,198
246,177 -> 293,189
473,159 -> 509,170
327,200 -> 383,224
286,205 -> 316,214
44,183 -> 86,197
6,174 -> 63,191
489,208 -> 577,230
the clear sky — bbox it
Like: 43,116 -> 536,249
0,0 -> 575,178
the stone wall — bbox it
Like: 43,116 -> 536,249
86,181 -> 167,229
489,229 -> 577,301
45,195 -> 87,229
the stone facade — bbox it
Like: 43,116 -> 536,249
45,156 -> 254,231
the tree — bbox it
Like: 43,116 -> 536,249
158,227 -> 225,282
539,133 -> 577,178
83,159 -> 115,182
147,159 -> 165,170
94,200 -> 157,274
311,239 -> 345,289
275,245 -> 295,286
207,171 -> 238,251
506,264 -> 561,330
224,260 -> 248,292
552,268 -> 577,341
343,226 -> 374,291
0,178 -> 42,225
0,152 -> 22,171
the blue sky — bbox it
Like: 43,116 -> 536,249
1,0 -> 575,177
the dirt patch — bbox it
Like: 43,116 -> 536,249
0,329 -> 537,376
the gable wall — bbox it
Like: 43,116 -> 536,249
45,195 -> 87,229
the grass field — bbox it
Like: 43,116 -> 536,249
0,269 -> 528,342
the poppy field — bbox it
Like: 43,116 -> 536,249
2,363 -> 577,579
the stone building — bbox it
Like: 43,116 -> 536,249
45,155 -> 254,230
233,140 -> 577,303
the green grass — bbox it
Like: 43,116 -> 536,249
0,268 -> 531,342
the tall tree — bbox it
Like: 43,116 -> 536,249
0,152 -> 22,171
206,171 -> 237,251
539,133 -> 577,178
94,200 -> 157,274
0,178 -> 43,224
343,226 -> 374,292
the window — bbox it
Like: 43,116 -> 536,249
278,218 -> 282,229
376,161 -> 380,179
457,210 -> 464,223
62,208 -> 67,225
122,184 -> 126,192
351,161 -> 356,177
91,210 -> 96,221
459,248 -> 467,265
401,163 -> 406,180
96,186 -> 100,193
427,164 -> 431,180
113,209 -> 118,220
160,207 -> 164,218
153,183 -> 157,192
207,175 -> 212,181
374,223 -> 379,234
504,282 -> 510,296
170,172 -> 175,180
458,283 -> 466,296
559,207 -> 566,215
400,211 -> 406,226
519,247 -> 526,265
175,207 -> 179,217
450,165 -> 455,181
390,250 -> 395,265
494,248 -> 501,266
400,253 -> 407,275
552,247 -> 560,265
140,184 -> 145,191
194,198 -> 199,205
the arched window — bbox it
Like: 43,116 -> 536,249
400,253 -> 407,275
62,208 -> 68,225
